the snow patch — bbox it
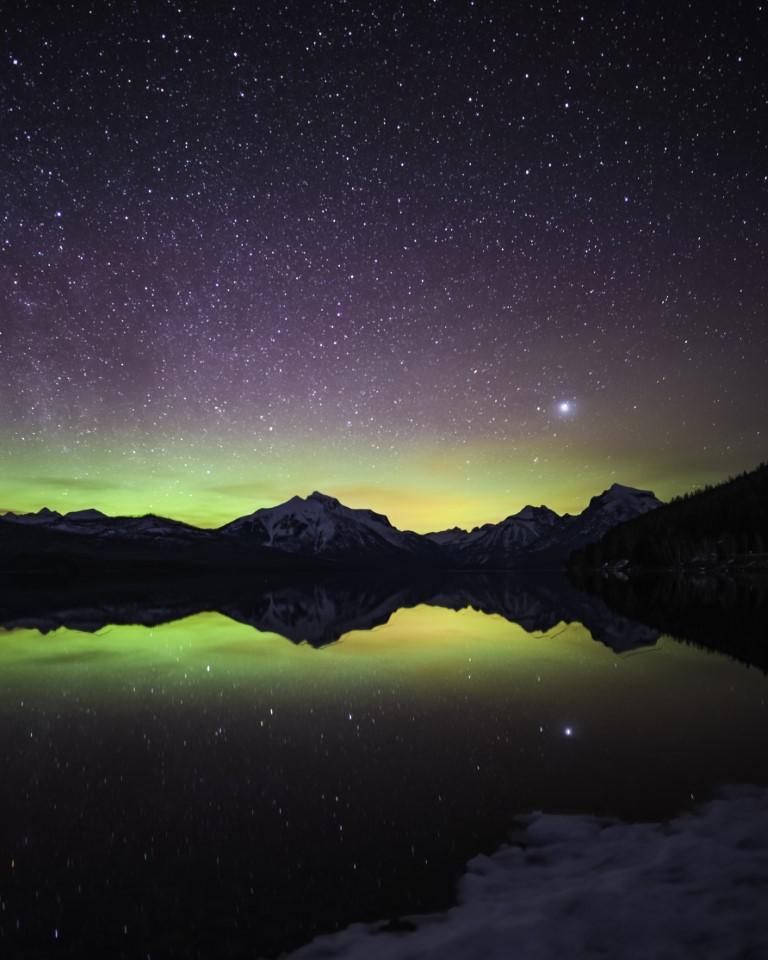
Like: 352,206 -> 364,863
289,786 -> 768,959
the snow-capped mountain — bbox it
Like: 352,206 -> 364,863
543,483 -> 660,558
425,485 -> 661,568
427,504 -> 561,567
219,491 -> 440,565
0,483 -> 661,571
2,506 -> 204,540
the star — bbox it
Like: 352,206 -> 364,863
0,0 -> 763,530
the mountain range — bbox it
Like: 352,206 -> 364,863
0,571 -> 660,655
0,483 -> 661,573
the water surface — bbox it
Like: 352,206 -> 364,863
0,581 -> 766,957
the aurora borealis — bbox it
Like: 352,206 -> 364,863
1,2 -> 766,531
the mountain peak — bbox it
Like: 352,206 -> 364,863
513,504 -> 560,521
608,482 -> 650,496
1,506 -> 63,525
591,483 -> 659,506
65,508 -> 107,520
307,491 -> 341,508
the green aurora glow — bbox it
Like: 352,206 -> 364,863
0,429 -> 757,531
1,606 -> 765,746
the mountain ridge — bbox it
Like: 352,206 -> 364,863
1,482 -> 662,572
425,484 -> 659,568
570,462 -> 768,571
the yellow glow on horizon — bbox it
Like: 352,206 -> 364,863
0,431 -> 753,532
0,606 -> 760,730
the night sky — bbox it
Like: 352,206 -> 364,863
1,1 -> 766,531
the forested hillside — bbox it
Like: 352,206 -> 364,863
570,462 -> 768,569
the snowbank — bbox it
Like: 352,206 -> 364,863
289,786 -> 768,959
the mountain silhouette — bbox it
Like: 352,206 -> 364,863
0,570 -> 659,655
0,483 -> 661,573
570,462 -> 768,572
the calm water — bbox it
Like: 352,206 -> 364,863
0,578 -> 766,957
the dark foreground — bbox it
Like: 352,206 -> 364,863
0,571 -> 766,957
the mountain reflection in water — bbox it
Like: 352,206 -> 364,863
2,572 -> 661,653
6,569 -> 763,670
0,571 -> 766,958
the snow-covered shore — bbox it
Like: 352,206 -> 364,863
289,786 -> 768,959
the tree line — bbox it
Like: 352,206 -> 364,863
570,461 -> 768,569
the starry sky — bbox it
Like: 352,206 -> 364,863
1,0 -> 766,531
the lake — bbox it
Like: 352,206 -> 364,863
0,575 -> 766,956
